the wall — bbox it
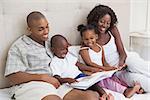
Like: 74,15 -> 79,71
130,0 -> 150,61
0,0 -> 130,88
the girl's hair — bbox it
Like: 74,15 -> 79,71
87,4 -> 118,31
77,24 -> 98,37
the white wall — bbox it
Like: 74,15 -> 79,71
0,0 -> 130,88
130,0 -> 150,61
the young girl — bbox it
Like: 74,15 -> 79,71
78,24 -> 142,98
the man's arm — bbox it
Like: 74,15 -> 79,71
6,71 -> 60,88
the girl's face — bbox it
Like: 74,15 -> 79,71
98,14 -> 111,34
82,30 -> 97,48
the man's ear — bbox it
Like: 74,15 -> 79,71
51,47 -> 54,53
27,27 -> 32,34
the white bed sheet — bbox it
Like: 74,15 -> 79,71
0,88 -> 149,100
0,88 -> 11,100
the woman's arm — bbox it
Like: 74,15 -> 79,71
6,71 -> 60,88
110,26 -> 127,66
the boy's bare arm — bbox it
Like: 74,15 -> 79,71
6,71 -> 60,88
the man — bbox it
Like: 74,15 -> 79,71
5,11 -> 99,100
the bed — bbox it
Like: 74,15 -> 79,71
0,87 -> 149,100
0,1 -> 149,99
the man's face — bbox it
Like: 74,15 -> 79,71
28,18 -> 49,44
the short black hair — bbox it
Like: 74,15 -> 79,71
50,34 -> 68,48
87,4 -> 118,31
27,11 -> 46,27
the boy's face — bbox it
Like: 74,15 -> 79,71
52,39 -> 69,59
28,18 -> 49,44
82,30 -> 97,48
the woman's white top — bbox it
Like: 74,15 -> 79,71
103,32 -> 119,66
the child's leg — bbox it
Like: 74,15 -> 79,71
88,83 -> 106,97
98,78 -> 127,93
123,82 -> 141,98
99,78 -> 143,98
100,93 -> 114,100
88,83 -> 114,100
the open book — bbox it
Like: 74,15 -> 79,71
69,70 -> 117,90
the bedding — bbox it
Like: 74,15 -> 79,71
0,88 -> 149,100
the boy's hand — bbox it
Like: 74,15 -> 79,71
40,74 -> 60,88
63,78 -> 78,84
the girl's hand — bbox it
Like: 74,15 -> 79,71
90,67 -> 103,73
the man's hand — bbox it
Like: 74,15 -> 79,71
40,74 -> 61,88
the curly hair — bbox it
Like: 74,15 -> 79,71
77,24 -> 98,37
87,4 -> 118,31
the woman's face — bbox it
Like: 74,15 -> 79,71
98,14 -> 111,34
82,30 -> 97,48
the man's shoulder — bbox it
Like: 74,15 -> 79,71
9,35 -> 28,51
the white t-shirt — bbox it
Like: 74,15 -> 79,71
50,51 -> 82,78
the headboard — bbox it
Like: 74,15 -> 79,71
0,0 -> 130,88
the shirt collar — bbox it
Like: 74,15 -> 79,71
22,35 -> 44,47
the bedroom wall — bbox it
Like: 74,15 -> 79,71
129,0 -> 150,61
0,0 -> 130,88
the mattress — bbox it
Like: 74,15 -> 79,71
0,88 -> 149,100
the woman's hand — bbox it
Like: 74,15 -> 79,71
117,64 -> 127,70
118,60 -> 125,66
40,74 -> 61,88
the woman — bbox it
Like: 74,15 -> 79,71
87,4 -> 150,92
